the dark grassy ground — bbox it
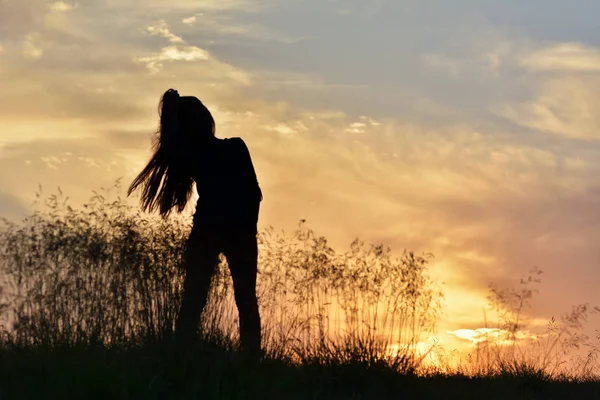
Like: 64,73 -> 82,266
2,340 -> 599,400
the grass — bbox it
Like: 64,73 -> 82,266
1,183 -> 600,399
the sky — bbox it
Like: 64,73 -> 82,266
2,0 -> 600,355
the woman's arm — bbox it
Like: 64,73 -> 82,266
233,138 -> 262,225
235,138 -> 262,202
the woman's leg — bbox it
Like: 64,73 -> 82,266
223,232 -> 261,356
175,231 -> 220,346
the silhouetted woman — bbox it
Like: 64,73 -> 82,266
128,89 -> 262,356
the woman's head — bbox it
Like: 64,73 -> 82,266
160,89 -> 215,142
128,88 -> 213,218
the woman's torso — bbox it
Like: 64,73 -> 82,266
191,137 -> 261,232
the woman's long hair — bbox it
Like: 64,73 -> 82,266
128,89 -> 215,218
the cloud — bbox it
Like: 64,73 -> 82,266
146,20 -> 184,43
214,23 -> 303,43
421,54 -> 462,77
494,76 -> 600,140
22,32 -> 43,60
177,11 -> 303,44
137,20 -> 256,80
49,1 -> 74,13
521,43 -> 600,72
119,0 -> 252,12
421,41 -> 514,79
182,16 -> 198,25
266,123 -> 297,136
344,117 -> 379,134
476,41 -> 600,140
448,328 -> 538,346
135,45 -> 210,72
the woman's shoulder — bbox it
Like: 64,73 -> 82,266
224,137 -> 249,151
224,136 -> 245,144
